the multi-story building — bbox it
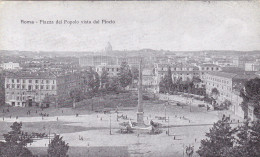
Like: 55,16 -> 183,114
154,63 -> 200,92
245,62 -> 260,71
1,62 -> 20,70
4,70 -> 85,107
95,64 -> 120,77
79,55 -> 117,67
205,71 -> 258,117
117,56 -> 140,68
142,69 -> 156,93
197,64 -> 222,83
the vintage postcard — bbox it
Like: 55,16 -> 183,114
0,1 -> 259,157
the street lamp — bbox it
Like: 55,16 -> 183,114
164,104 -> 167,122
167,116 -> 170,136
109,112 -> 112,135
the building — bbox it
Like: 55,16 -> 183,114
154,63 -> 200,92
79,55 -> 117,67
197,64 -> 222,83
205,71 -> 258,117
244,62 -> 260,71
1,62 -> 20,70
4,70 -> 85,107
95,64 -> 120,77
142,69 -> 156,93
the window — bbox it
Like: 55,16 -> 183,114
29,80 -> 32,83
23,79 -> 26,83
46,85 -> 49,90
53,80 -> 55,84
22,85 -> 25,89
12,79 -> 14,83
17,85 -> 20,89
35,85 -> 39,89
12,84 -> 15,88
17,79 -> 20,83
35,80 -> 38,83
46,80 -> 49,84
41,85 -> 44,90
28,85 -> 32,90
52,85 -> 55,90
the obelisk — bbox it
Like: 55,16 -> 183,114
137,57 -> 144,126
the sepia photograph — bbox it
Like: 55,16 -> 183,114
0,1 -> 259,156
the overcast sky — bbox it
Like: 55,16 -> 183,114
0,1 -> 259,52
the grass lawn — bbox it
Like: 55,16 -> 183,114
0,121 -> 89,140
28,146 -> 129,157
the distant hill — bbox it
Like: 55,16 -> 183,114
0,50 -> 259,57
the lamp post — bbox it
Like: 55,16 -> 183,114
109,112 -> 112,135
164,104 -> 167,122
167,116 -> 169,136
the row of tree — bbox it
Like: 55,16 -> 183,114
0,122 -> 69,157
69,62 -> 138,103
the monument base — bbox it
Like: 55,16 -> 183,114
137,112 -> 144,126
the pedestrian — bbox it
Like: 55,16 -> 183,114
174,136 -> 175,140
3,116 -> 4,121
57,117 -> 58,121
195,138 -> 197,142
16,116 -> 18,119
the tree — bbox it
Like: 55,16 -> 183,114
159,77 -> 167,93
197,116 -> 236,157
69,89 -> 82,102
107,77 -> 119,92
118,62 -> 132,89
100,67 -> 109,89
240,78 -> 260,119
48,134 -> 69,157
233,120 -> 260,157
211,88 -> 220,96
0,73 -> 5,105
87,68 -> 100,93
0,122 -> 33,157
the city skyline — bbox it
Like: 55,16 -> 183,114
0,1 -> 260,52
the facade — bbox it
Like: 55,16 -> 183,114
142,69 -> 156,92
205,71 -> 258,117
1,62 -> 20,70
117,56 -> 140,67
244,62 -> 260,71
4,71 -> 57,107
95,64 -> 120,77
79,55 -> 117,67
154,63 -> 200,92
4,71 -> 85,107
